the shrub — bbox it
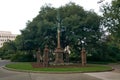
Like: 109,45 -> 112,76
11,51 -> 35,62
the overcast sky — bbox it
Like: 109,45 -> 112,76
0,0 -> 112,34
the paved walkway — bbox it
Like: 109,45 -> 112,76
85,63 -> 120,80
0,60 -> 120,80
85,72 -> 120,80
0,67 -> 102,80
0,67 -> 29,80
1,66 -> 120,80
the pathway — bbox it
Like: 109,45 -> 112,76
0,60 -> 120,80
85,63 -> 120,80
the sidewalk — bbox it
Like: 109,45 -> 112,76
85,63 -> 120,80
1,61 -> 120,80
0,67 -> 102,80
85,72 -> 120,80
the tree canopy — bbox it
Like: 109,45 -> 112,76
102,0 -> 120,48
19,3 -> 102,53
100,0 -> 120,61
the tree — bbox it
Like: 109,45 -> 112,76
99,0 -> 120,62
102,0 -> 120,48
0,41 -> 17,59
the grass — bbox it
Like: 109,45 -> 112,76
5,63 -> 112,72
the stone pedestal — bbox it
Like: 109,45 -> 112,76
54,47 -> 64,64
81,48 -> 87,66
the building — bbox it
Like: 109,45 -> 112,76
0,31 -> 17,48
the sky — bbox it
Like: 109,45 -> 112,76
0,0 -> 112,34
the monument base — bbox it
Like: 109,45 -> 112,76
54,47 -> 64,64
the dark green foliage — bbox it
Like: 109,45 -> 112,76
100,0 -> 120,62
0,41 -> 17,59
102,0 -> 120,48
11,51 -> 35,62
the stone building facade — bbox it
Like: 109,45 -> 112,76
0,31 -> 17,48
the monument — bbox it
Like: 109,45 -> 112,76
54,10 -> 64,64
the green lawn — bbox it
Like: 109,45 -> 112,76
5,63 -> 112,72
